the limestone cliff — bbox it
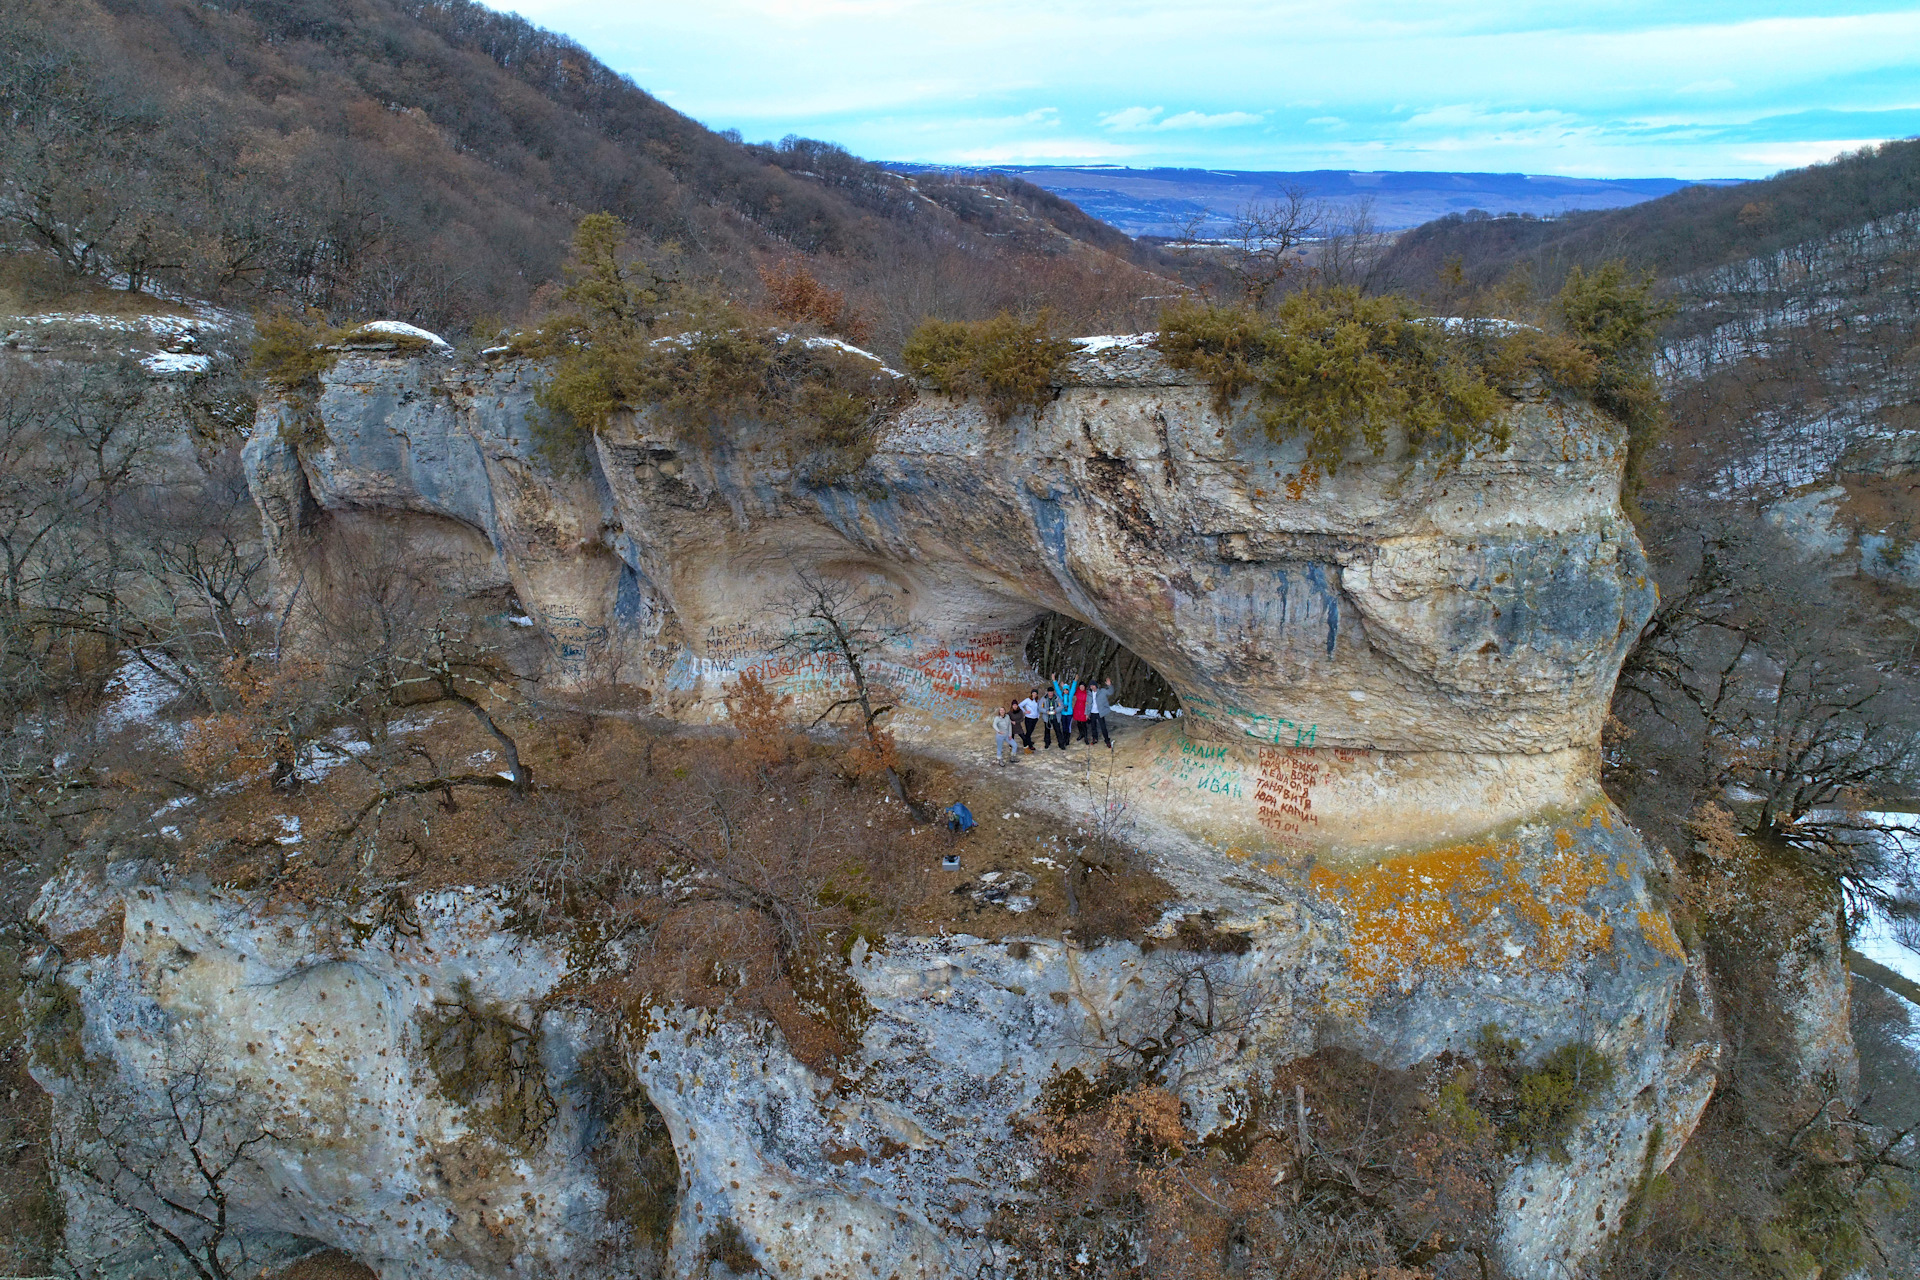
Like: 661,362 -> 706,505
29,334 -> 1715,1280
243,336 -> 1654,855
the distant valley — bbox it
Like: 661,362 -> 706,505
888,163 -> 1739,235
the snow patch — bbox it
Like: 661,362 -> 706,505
150,795 -> 196,821
796,334 -> 903,378
1420,316 -> 1536,335
1071,334 -> 1157,354
651,330 -> 903,378
98,653 -> 185,741
294,730 -> 374,784
4,312 -> 218,336
140,351 -> 211,375
358,320 -> 450,348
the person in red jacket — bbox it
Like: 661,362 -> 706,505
1072,679 -> 1091,743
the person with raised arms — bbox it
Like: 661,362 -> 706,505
1051,672 -> 1078,750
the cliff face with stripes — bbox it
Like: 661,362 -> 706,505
23,333 -> 1716,1280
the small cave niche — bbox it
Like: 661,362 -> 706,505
1025,612 -> 1182,714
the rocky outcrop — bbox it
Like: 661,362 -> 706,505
25,336 -> 1712,1280
244,338 -> 1654,855
36,809 -> 1712,1280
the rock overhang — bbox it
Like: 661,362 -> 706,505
243,335 -> 1655,863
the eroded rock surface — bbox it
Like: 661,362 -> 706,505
35,805 -> 1708,1280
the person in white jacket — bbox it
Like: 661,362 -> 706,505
1018,689 -> 1041,752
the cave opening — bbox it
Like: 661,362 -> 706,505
1025,612 -> 1182,714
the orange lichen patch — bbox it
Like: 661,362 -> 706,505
1497,828 -> 1620,971
1309,821 -> 1626,1008
1636,908 -> 1687,962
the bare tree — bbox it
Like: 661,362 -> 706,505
1061,748 -> 1137,922
1171,207 -> 1213,249
0,362 -> 157,720
1308,195 -> 1384,293
53,1031 -> 277,1280
1617,501 -> 1920,915
772,564 -> 929,819
293,546 -> 535,851
642,753 -> 852,975
1225,188 -> 1322,309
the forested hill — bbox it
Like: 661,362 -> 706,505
0,0 -> 1173,349
1373,137 -> 1920,296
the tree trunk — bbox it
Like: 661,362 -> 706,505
445,688 -> 530,792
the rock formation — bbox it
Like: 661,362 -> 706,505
32,335 -> 1718,1280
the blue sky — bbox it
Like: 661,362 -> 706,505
493,1 -> 1920,178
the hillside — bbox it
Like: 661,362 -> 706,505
1372,137 -> 1920,295
0,0 -> 1174,350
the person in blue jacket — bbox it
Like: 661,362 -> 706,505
1050,672 -> 1078,749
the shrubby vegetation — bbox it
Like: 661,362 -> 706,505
420,979 -> 558,1153
1152,267 -> 1669,479
899,311 -> 1074,422
249,312 -> 442,394
3,3 -> 1917,1276
1585,173 -> 1920,1271
995,997 -> 1617,1280
1158,288 -> 1505,473
528,214 -> 909,482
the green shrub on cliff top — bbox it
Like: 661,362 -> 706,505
250,310 -> 346,392
529,214 -> 906,482
251,311 -> 443,393
1159,268 -> 1672,482
1158,287 -> 1506,474
1553,263 -> 1675,495
899,311 -> 1072,423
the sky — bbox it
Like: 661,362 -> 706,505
491,1 -> 1920,178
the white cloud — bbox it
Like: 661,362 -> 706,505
950,138 -> 1148,163
1730,139 -> 1891,170
1098,105 -> 1165,131
1099,106 -> 1265,132
1160,109 -> 1265,129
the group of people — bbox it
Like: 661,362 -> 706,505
990,674 -> 1115,764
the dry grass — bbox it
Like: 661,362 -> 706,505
160,705 -> 1175,1079
177,707 -> 1172,945
0,252 -> 195,321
